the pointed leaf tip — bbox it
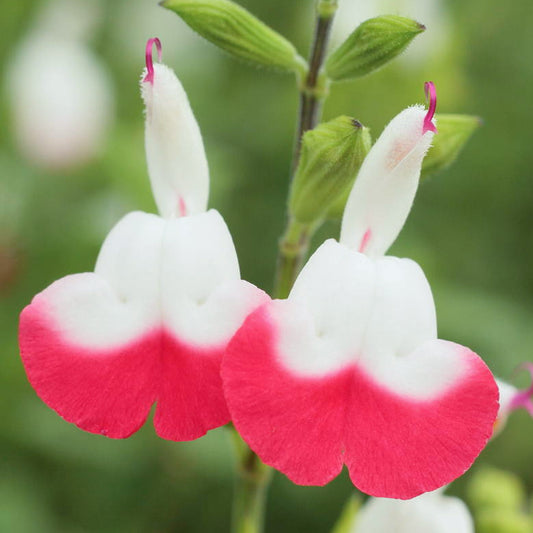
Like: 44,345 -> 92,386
326,15 -> 426,81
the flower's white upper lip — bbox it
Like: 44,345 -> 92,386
141,48 -> 210,219
340,105 -> 435,258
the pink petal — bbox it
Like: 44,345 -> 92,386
222,305 -> 345,485
154,333 -> 230,441
343,344 -> 497,498
19,299 -> 158,439
222,305 -> 499,499
20,296 -> 231,441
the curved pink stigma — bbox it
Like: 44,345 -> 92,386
423,81 -> 437,134
144,37 -> 162,84
509,363 -> 533,416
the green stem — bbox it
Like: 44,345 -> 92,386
229,427 -> 272,533
273,218 -> 313,299
275,0 -> 338,297
229,4 -> 339,531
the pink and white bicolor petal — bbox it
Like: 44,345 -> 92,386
222,242 -> 498,499
224,305 -> 497,499
20,278 -> 159,438
20,211 -> 267,440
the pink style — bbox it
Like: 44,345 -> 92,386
18,39 -> 267,441
222,84 -> 499,499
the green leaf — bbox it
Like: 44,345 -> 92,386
326,15 -> 425,81
422,113 -> 481,179
161,0 -> 306,73
289,116 -> 371,224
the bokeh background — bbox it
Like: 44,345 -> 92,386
1,0 -> 533,531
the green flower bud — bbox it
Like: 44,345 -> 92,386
289,116 -> 371,224
468,467 -> 526,514
326,15 -> 425,81
161,0 -> 305,73
477,509 -> 533,533
422,113 -> 481,179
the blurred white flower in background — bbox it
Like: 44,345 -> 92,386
6,0 -> 114,170
352,490 -> 474,533
332,0 -> 451,66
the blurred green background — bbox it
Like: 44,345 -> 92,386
1,0 -> 533,531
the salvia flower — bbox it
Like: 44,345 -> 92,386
222,83 -> 499,499
352,490 -> 474,533
494,364 -> 533,435
18,39 -> 267,441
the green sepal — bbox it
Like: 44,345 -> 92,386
326,15 -> 425,81
289,116 -> 371,224
161,0 -> 306,73
422,113 -> 481,179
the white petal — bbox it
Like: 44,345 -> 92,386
36,210 -> 265,350
340,106 -> 434,257
95,211 -> 164,308
141,63 -> 209,218
161,210 -> 266,346
497,379 -> 517,415
286,240 -> 376,373
360,255 -> 437,378
280,241 -> 460,399
353,491 -> 474,533
493,378 -> 518,433
42,212 -> 164,349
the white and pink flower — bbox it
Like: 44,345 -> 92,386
221,84 -> 499,499
18,39 -> 267,441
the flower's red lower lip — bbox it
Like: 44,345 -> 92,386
222,302 -> 499,499
19,303 -> 230,441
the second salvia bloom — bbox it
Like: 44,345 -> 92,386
222,84 -> 499,499
18,39 -> 267,441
